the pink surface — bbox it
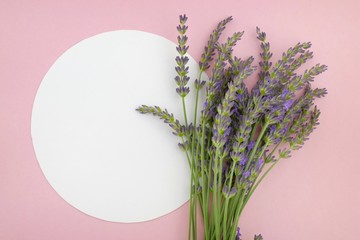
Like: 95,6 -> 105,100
1,0 -> 359,239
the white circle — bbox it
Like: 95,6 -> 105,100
31,30 -> 206,222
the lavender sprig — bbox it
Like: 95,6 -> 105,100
175,14 -> 190,98
199,16 -> 233,71
136,105 -> 184,136
212,64 -> 256,239
256,27 -> 273,82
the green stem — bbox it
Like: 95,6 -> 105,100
250,121 -> 260,141
245,121 -> 269,171
243,160 -> 279,210
181,139 -> 191,167
212,149 -> 221,240
180,135 -> 198,240
227,122 -> 270,240
222,198 -> 229,239
228,191 -> 246,240
216,154 -> 225,239
189,70 -> 204,240
205,125 -> 213,239
206,153 -> 213,238
240,142 -> 282,217
190,70 -> 204,159
182,97 -> 189,128
192,70 -> 204,130
199,123 -> 209,239
229,141 -> 282,240
222,160 -> 236,239
188,158 -> 194,240
213,173 -> 220,240
226,188 -> 242,237
193,167 -> 197,240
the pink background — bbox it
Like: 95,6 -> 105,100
1,0 -> 359,239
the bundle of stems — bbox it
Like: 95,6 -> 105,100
137,14 -> 327,240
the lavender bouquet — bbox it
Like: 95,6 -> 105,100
136,15 -> 327,240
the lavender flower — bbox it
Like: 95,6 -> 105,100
136,105 -> 184,137
256,27 -> 273,82
247,140 -> 255,151
283,99 -> 294,111
236,227 -> 242,240
239,155 -> 248,166
175,14 -> 190,97
199,16 -> 233,71
136,14 -> 327,240
222,185 -> 237,198
257,158 -> 264,171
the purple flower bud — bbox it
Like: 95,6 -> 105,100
236,93 -> 243,102
269,125 -> 276,134
240,156 -> 249,166
174,76 -> 181,85
248,140 -> 255,151
243,170 -> 251,178
176,86 -> 190,97
224,127 -> 231,138
223,185 -> 237,198
179,14 -> 188,24
257,158 -> 264,171
282,88 -> 290,97
280,126 -> 289,135
236,227 -> 241,240
222,164 -> 229,174
265,75 -> 271,84
284,99 -> 294,111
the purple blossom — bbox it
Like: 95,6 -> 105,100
203,100 -> 208,109
257,158 -> 264,171
281,88 -> 290,97
222,165 -> 229,175
280,126 -> 289,135
269,125 -> 276,134
176,25 -> 188,35
236,227 -> 242,240
199,16 -> 233,71
176,86 -> 190,97
252,87 -> 260,96
240,155 -> 248,166
215,81 -> 223,90
265,75 -> 271,84
269,104 -> 279,113
194,79 -> 206,90
224,127 -> 232,138
283,99 -> 294,111
243,171 -> 251,178
248,140 -> 255,151
223,185 -> 237,198
179,14 -> 188,24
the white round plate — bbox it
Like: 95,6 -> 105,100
31,30 -> 206,222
